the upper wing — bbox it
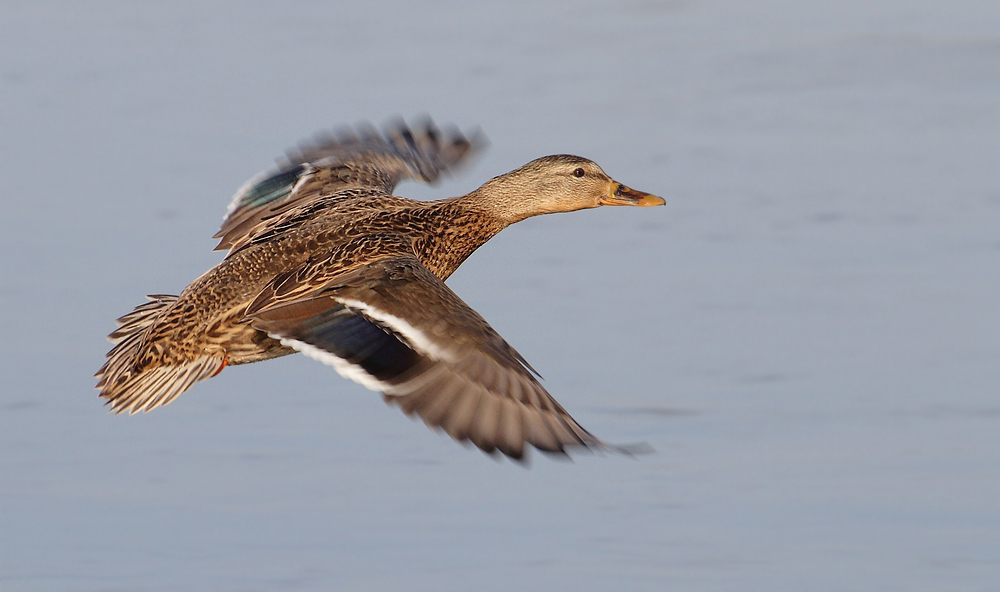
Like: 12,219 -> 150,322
245,253 -> 611,461
214,117 -> 484,252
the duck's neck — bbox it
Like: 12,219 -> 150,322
455,176 -> 545,226
410,196 -> 509,280
415,176 -> 560,280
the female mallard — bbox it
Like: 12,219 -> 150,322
96,118 -> 664,460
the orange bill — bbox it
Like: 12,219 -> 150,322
600,182 -> 665,206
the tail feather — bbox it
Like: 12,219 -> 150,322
96,295 -> 224,414
107,294 -> 178,344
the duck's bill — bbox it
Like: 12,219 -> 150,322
601,183 -> 665,207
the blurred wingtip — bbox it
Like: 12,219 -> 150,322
609,441 -> 656,457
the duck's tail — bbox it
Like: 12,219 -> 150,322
95,295 -> 226,414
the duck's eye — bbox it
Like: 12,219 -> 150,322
572,168 -> 585,178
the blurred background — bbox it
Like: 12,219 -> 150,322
1,1 -> 998,590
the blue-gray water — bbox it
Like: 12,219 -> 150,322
2,1 -> 999,590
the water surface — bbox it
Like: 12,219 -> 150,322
1,1 -> 998,590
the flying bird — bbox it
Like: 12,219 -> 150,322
96,118 -> 664,460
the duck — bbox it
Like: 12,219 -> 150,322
96,118 -> 664,460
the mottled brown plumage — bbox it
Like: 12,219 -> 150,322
96,118 -> 663,460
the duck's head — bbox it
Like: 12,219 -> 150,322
477,155 -> 664,223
